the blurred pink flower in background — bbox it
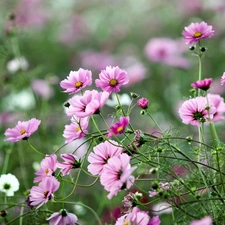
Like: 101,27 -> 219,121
220,72 -> 225,85
144,38 -> 189,68
189,216 -> 212,225
31,79 -> 54,99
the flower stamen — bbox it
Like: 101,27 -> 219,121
109,79 -> 118,87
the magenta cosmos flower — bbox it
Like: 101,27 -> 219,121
221,72 -> 225,85
182,21 -> 215,44
29,177 -> 60,209
107,116 -> 130,138
60,68 -> 92,94
87,140 -> 123,175
115,207 -> 151,225
100,153 -> 137,199
138,97 -> 149,109
178,96 -> 216,126
95,66 -> 129,92
189,216 -> 212,225
57,154 -> 81,176
4,118 -> 41,142
63,117 -> 88,144
34,154 -> 57,183
66,90 -> 110,118
191,78 -> 213,91
46,209 -> 78,225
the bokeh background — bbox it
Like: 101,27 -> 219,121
1,0 -> 225,224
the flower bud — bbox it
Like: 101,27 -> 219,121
200,47 -> 207,52
130,92 -> 139,98
137,97 -> 149,109
64,102 -> 70,108
140,110 -> 145,115
189,45 -> 195,51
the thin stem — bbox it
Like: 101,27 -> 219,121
26,140 -> 44,156
146,111 -> 163,133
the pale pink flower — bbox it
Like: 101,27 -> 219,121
100,153 -> 136,199
4,118 -> 41,142
138,97 -> 149,109
66,90 -> 109,118
60,68 -> 92,94
207,93 -> 225,122
87,140 -> 123,175
34,154 -> 57,183
182,21 -> 215,44
46,209 -> 78,225
220,72 -> 225,85
63,117 -> 88,144
189,216 -> 212,225
107,116 -> 130,138
115,207 -> 150,225
191,78 -> 213,91
95,66 -> 129,92
57,154 -> 81,176
178,96 -> 216,126
29,177 -> 60,209
31,79 -> 54,99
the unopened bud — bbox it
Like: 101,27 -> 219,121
189,46 -> 195,51
130,92 -> 139,98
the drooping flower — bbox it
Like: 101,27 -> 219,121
0,173 -> 19,196
138,97 -> 149,109
95,66 -> 129,92
100,153 -> 137,199
66,90 -> 109,118
220,72 -> 225,85
63,117 -> 89,144
4,118 -> 41,142
57,154 -> 81,176
191,78 -> 213,91
29,177 -> 60,209
34,154 -> 57,183
107,116 -> 130,138
189,216 -> 212,225
46,209 -> 78,225
60,68 -> 92,94
182,21 -> 215,44
207,93 -> 225,122
87,140 -> 123,175
178,96 -> 216,126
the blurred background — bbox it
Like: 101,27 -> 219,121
1,0 -> 225,224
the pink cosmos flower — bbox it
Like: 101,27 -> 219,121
138,97 -> 149,109
34,154 -> 57,183
66,90 -> 110,118
115,207 -> 150,225
221,72 -> 225,85
148,216 -> 161,225
63,117 -> 89,144
29,177 -> 60,209
87,140 -> 123,175
4,118 -> 41,142
57,154 -> 81,176
107,116 -> 130,138
182,21 -> 215,44
60,68 -> 92,94
95,66 -> 129,92
178,96 -> 216,126
189,216 -> 212,225
31,79 -> 54,99
100,153 -> 137,199
207,93 -> 225,122
191,78 -> 213,91
46,209 -> 78,225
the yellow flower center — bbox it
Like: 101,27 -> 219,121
44,191 -> 49,198
109,79 -> 118,87
45,168 -> 49,174
193,31 -> 202,38
75,81 -> 83,88
123,220 -> 129,225
76,126 -> 81,132
20,129 -> 26,135
116,126 -> 123,133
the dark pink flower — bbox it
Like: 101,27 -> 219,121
29,177 -> 60,209
34,154 -> 57,183
148,216 -> 161,225
189,216 -> 212,225
46,209 -> 78,225
107,116 -> 130,138
87,140 -> 123,175
100,153 -> 136,199
221,72 -> 225,85
4,118 -> 41,142
95,66 -> 129,92
191,78 -> 213,91
178,96 -> 216,126
182,21 -> 215,44
138,97 -> 149,109
57,154 -> 81,176
60,68 -> 92,94
63,117 -> 88,144
66,90 -> 109,118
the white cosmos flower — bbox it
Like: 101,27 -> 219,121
6,57 -> 29,74
0,173 -> 20,196
106,93 -> 131,107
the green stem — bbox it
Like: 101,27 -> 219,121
146,111 -> 163,133
26,140 -> 44,156
2,148 -> 12,174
